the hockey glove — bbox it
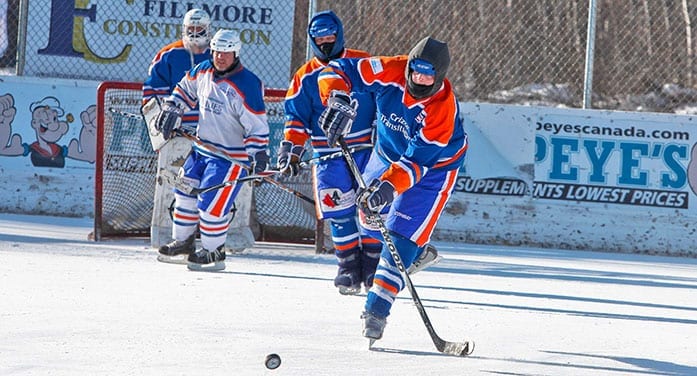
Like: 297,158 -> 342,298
318,90 -> 357,147
277,140 -> 306,176
155,101 -> 183,140
251,150 -> 270,174
357,179 -> 396,214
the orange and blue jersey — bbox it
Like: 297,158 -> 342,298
142,40 -> 210,131
284,49 -> 376,156
318,55 -> 468,195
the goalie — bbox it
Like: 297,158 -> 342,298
150,29 -> 270,271
142,9 -> 212,249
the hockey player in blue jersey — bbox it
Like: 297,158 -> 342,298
143,9 -> 212,249
318,37 -> 467,340
278,10 -> 382,295
155,29 -> 270,271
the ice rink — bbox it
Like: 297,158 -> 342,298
1,213 -> 696,376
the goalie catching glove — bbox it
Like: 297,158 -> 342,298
356,178 -> 396,214
155,100 -> 183,140
318,90 -> 357,147
250,150 -> 270,174
277,141 -> 306,176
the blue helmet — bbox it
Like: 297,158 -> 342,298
308,11 -> 344,61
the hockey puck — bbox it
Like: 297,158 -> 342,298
265,353 -> 281,369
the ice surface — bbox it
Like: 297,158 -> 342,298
1,213 -> 696,375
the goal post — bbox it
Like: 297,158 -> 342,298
94,81 -> 327,252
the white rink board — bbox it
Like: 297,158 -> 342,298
2,72 -> 697,255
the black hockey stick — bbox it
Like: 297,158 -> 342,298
337,138 -> 473,357
299,144 -> 373,167
259,175 -> 315,205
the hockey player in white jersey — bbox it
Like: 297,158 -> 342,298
154,29 -> 270,271
143,9 -> 212,249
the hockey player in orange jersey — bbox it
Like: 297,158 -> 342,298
317,37 -> 468,341
279,10 -> 381,295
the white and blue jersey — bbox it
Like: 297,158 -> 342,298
166,60 -> 269,217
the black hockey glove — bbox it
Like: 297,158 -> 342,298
277,140 -> 306,177
318,90 -> 357,147
357,179 -> 396,214
155,101 -> 183,140
251,150 -> 270,174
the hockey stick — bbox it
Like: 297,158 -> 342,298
108,106 -> 144,121
158,168 -> 275,195
109,107 -> 314,201
259,175 -> 315,205
159,164 -> 315,204
337,138 -> 473,357
299,144 -> 373,167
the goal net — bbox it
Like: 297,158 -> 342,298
94,81 -> 324,249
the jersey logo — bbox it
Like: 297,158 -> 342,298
318,187 -> 355,212
369,58 -> 383,74
322,191 -> 339,208
415,109 -> 426,125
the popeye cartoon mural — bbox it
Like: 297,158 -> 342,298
0,94 -> 23,156
0,93 -> 96,167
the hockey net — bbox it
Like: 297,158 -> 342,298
94,81 -> 323,248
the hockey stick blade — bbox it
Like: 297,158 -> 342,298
337,138 -> 474,357
437,338 -> 475,357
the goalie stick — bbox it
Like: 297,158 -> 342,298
157,168 -> 274,194
337,138 -> 474,357
160,167 -> 315,204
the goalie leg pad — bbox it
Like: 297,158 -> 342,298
151,137 -> 192,248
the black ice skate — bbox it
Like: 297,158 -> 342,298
334,271 -> 362,295
157,234 -> 196,264
407,244 -> 443,275
187,245 -> 226,271
361,311 -> 387,347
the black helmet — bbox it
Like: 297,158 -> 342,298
405,37 -> 450,99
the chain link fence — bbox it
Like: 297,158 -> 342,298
314,0 -> 697,113
5,1 -> 697,113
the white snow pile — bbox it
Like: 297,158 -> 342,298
485,82 -> 697,114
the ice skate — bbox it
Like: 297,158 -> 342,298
334,271 -> 362,295
361,311 -> 387,344
187,245 -> 226,271
407,244 -> 443,275
157,234 -> 195,264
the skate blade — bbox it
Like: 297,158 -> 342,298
187,261 -> 225,272
407,255 -> 444,275
338,286 -> 362,295
157,254 -> 188,265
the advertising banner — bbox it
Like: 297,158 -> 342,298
22,0 -> 294,88
440,103 -> 697,255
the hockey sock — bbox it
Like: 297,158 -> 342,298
365,232 -> 420,318
172,193 -> 198,241
199,210 -> 231,251
330,216 -> 361,274
360,236 -> 382,287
